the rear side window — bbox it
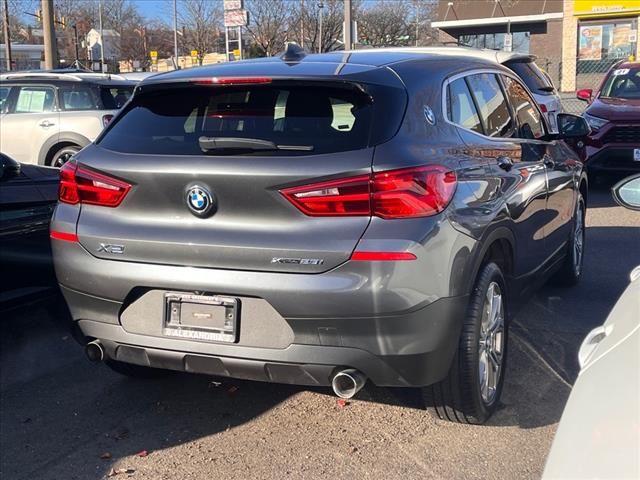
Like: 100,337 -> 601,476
506,61 -> 554,95
60,85 -> 99,111
100,86 -> 134,109
99,84 -> 375,155
447,78 -> 482,133
466,73 -> 514,138
502,75 -> 545,140
14,86 -> 55,113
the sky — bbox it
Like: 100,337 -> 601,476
133,0 -> 174,22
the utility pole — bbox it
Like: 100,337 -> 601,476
300,0 -> 304,49
173,0 -> 178,68
344,0 -> 352,50
41,0 -> 58,69
72,24 -> 79,67
2,0 -> 12,71
98,0 -> 104,70
318,2 -> 324,53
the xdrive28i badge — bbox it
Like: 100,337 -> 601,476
186,185 -> 216,218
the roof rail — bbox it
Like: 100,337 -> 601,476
0,72 -> 127,82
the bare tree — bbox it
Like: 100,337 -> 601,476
179,0 -> 222,65
245,0 -> 289,57
358,0 -> 414,48
288,0 -> 346,53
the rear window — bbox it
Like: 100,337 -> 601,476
100,86 -> 134,109
98,84 -> 378,155
506,61 -> 554,95
600,67 -> 640,99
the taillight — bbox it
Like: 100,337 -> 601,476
539,104 -> 548,113
58,161 -> 131,207
102,114 -> 114,127
281,165 -> 456,219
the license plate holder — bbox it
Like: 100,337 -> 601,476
164,293 -> 238,343
634,149 -> 640,162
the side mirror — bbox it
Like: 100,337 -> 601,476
556,113 -> 591,138
613,175 -> 640,211
576,88 -> 593,102
0,153 -> 21,180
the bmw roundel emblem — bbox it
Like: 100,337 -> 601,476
186,185 -> 216,217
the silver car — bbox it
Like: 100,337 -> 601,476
51,47 -> 590,424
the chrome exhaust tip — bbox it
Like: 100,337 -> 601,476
331,369 -> 367,399
85,340 -> 105,362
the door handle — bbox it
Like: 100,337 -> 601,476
38,120 -> 55,127
496,156 -> 513,171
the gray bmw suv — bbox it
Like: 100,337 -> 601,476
51,47 -> 589,424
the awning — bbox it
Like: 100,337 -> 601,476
432,12 -> 563,29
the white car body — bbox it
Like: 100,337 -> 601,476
0,72 -> 135,166
543,265 -> 640,479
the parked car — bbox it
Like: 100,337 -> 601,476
0,153 -> 59,305
576,61 -> 640,176
0,72 -> 136,167
543,174 -> 640,479
51,46 -> 589,424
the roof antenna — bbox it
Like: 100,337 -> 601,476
281,42 -> 306,62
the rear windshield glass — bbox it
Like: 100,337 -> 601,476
100,85 -> 134,109
506,61 -> 554,94
98,84 -> 375,155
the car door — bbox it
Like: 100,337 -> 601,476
500,74 -> 577,264
460,72 -> 550,279
0,85 -> 59,164
0,155 -> 57,294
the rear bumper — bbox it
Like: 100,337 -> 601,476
54,236 -> 471,387
77,291 -> 464,388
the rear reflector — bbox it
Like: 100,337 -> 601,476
281,165 -> 456,219
50,231 -> 79,242
193,77 -> 273,85
351,251 -> 416,261
59,161 -> 131,207
539,104 -> 548,113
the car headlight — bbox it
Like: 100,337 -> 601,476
583,113 -> 608,131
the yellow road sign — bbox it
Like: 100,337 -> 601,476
191,50 -> 198,58
232,49 -> 241,58
150,50 -> 158,59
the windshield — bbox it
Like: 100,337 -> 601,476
99,84 -> 377,155
600,67 -> 640,99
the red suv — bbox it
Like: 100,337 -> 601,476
577,61 -> 640,176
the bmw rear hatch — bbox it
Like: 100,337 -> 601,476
70,69 -> 407,273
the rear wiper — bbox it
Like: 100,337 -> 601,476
199,136 -> 314,153
537,86 -> 556,93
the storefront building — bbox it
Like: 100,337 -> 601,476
562,0 -> 640,91
432,0 -> 565,85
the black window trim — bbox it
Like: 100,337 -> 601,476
442,68 -> 550,144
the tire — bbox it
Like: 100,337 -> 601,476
554,193 -> 586,287
50,145 -> 80,168
105,359 -> 170,379
424,262 -> 508,424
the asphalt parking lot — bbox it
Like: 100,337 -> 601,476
1,183 -> 639,480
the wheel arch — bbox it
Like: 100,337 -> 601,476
463,227 -> 516,297
38,132 -> 91,166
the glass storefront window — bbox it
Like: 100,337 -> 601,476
577,19 -> 638,74
458,32 -> 531,54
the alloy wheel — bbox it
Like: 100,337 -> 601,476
478,281 -> 505,405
